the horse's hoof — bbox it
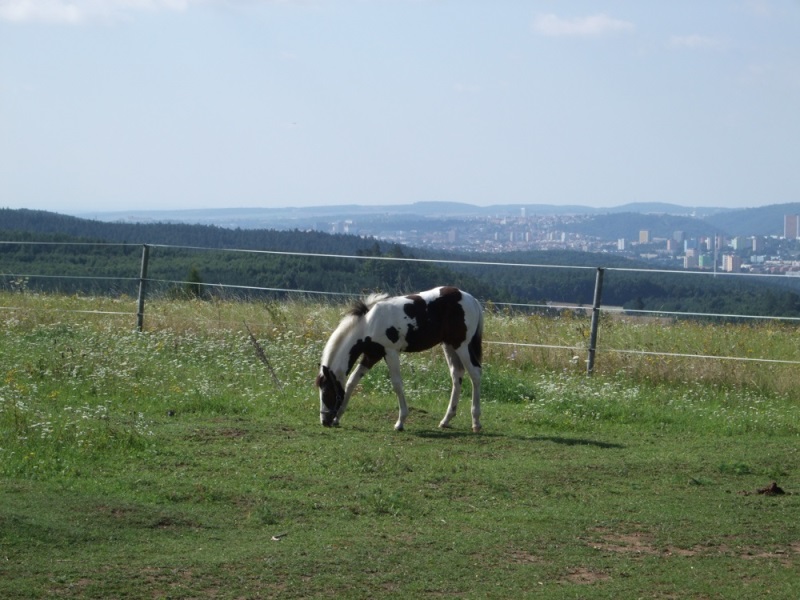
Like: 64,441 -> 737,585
472,425 -> 482,433
438,422 -> 451,429
394,424 -> 404,432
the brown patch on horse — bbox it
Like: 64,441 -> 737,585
403,288 -> 467,353
347,336 -> 386,373
468,324 -> 482,367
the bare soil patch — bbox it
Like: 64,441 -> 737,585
562,567 -> 611,585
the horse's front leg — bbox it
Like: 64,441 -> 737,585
383,351 -> 408,431
335,363 -> 370,426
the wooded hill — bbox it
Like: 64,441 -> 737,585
2,208 -> 799,317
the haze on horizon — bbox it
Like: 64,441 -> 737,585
1,1 -> 799,215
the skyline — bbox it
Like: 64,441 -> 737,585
2,1 -> 799,214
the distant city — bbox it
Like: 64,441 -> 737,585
84,202 -> 800,276
329,211 -> 800,276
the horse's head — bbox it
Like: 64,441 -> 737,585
315,365 -> 344,427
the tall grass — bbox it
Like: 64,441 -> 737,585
486,307 -> 800,394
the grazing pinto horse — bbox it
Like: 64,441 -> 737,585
316,286 -> 483,432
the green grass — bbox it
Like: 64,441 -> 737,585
1,293 -> 798,598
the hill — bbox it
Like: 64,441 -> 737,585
703,202 -> 800,236
73,201 -> 733,234
2,208 -> 799,317
0,208 -> 381,253
568,212 -> 719,240
70,201 -> 799,242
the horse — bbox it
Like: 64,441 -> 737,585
315,286 -> 483,432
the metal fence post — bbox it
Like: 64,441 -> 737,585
586,267 -> 605,375
136,244 -> 150,332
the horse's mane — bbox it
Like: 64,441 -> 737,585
347,292 -> 389,317
323,294 -> 388,366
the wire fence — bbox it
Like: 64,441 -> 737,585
3,240 -> 800,372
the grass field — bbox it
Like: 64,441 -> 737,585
1,293 -> 798,598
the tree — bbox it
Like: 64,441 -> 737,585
184,266 -> 204,299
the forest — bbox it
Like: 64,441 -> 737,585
2,208 -> 800,317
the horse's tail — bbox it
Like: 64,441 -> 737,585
468,299 -> 483,368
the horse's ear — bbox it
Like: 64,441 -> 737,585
316,365 -> 332,388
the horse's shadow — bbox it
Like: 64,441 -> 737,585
526,435 -> 624,449
412,429 -> 624,449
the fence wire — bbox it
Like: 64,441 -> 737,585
3,240 -> 800,370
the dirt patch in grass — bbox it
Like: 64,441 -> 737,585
589,527 -> 800,566
506,549 -> 544,565
562,567 -> 611,585
588,527 -> 664,556
738,544 -> 799,567
589,527 -> 702,558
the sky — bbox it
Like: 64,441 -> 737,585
1,1 -> 799,214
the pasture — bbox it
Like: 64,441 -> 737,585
1,293 -> 798,598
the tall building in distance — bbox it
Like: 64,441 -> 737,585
784,214 -> 799,239
722,254 -> 742,272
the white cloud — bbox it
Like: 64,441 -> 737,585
0,0 -> 194,23
669,34 -> 723,49
532,13 -> 635,37
0,0 -> 83,23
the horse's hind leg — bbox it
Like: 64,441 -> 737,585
461,346 -> 482,433
448,345 -> 481,433
439,345 -> 465,429
384,350 -> 409,431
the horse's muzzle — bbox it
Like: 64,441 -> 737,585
320,411 -> 336,427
